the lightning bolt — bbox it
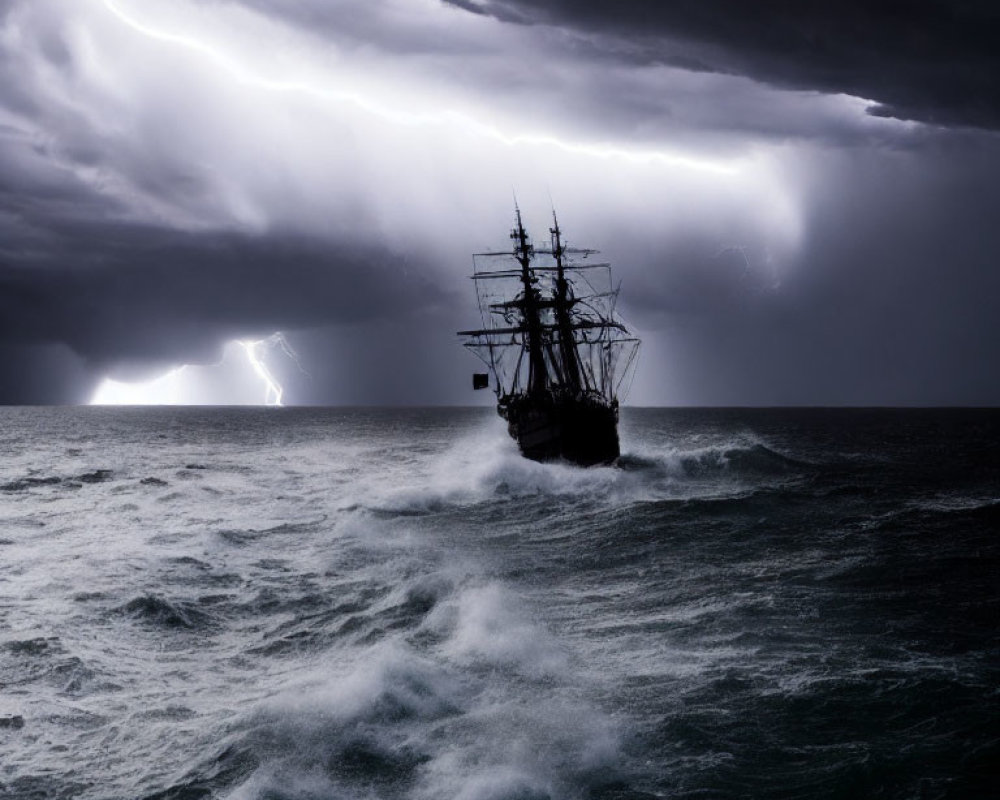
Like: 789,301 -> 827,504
99,0 -> 742,176
239,332 -> 303,406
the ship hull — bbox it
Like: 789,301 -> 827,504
499,395 -> 620,466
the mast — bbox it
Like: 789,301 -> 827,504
511,208 -> 547,396
458,208 -> 639,408
550,211 -> 585,395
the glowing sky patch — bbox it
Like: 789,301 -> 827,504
90,334 -> 297,405
91,366 -> 192,405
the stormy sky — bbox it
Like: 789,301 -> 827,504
2,0 -> 999,405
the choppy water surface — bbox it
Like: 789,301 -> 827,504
0,407 -> 997,799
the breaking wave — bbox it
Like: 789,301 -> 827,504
151,575 -> 624,800
363,427 -> 810,518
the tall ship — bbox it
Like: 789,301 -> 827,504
459,208 -> 640,465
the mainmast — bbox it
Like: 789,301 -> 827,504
512,208 -> 547,396
550,211 -> 585,395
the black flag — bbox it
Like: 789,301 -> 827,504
473,373 -> 489,390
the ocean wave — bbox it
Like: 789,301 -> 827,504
0,469 -> 115,492
113,594 -> 212,630
906,493 -> 1000,515
425,582 -> 570,679
213,516 -> 330,546
1,636 -> 63,657
222,637 -> 622,800
185,564 -> 628,800
0,475 -> 63,492
5,407 -> 994,800
358,429 -> 806,519
856,492 -> 1000,536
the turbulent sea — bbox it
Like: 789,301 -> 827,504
1,407 -> 997,800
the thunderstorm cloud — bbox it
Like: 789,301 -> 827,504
1,0 -> 998,404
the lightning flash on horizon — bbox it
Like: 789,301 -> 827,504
89,333 -> 304,405
239,332 -> 302,406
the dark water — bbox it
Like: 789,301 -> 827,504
0,407 -> 997,799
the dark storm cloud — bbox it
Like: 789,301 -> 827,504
0,91 -> 446,392
0,342 -> 91,404
446,0 -> 1000,131
0,0 -> 467,401
1,0 -> 999,406
0,224 -> 447,367
620,134 -> 1000,405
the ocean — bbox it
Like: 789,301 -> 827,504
0,407 -> 997,800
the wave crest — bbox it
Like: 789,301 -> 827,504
363,428 -> 807,516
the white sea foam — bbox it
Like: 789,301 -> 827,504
414,697 -> 620,800
427,763 -> 553,800
235,561 -> 621,799
360,422 -> 776,517
427,582 -> 569,678
260,640 -> 463,725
